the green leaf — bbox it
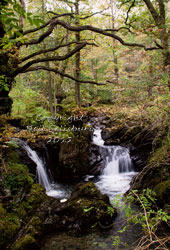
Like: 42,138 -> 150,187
118,225 -> 128,233
83,207 -> 94,212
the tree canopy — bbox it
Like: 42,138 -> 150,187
0,0 -> 170,114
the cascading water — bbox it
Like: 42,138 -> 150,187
18,140 -> 70,201
42,129 -> 141,250
22,143 -> 51,190
15,127 -> 136,203
93,128 -> 136,200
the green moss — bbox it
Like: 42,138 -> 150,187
78,182 -> 101,198
71,182 -> 102,201
63,182 -> 117,233
0,211 -> 20,247
7,150 -> 20,163
154,180 -> 170,199
27,184 -> 46,205
13,234 -> 37,250
0,146 -> 48,249
149,131 -> 170,165
0,203 -> 6,215
4,163 -> 34,194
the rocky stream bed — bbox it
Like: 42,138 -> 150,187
0,111 -> 169,249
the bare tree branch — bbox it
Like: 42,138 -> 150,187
48,8 -> 109,20
120,0 -> 132,7
20,41 -> 96,62
125,0 -> 136,25
53,19 -> 161,50
21,12 -> 162,51
80,8 -> 109,19
22,13 -> 73,36
104,26 -> 135,34
23,20 -> 52,36
154,40 -> 163,49
21,66 -> 105,85
47,12 -> 75,19
14,42 -> 96,75
21,21 -> 56,46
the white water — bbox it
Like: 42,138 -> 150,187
19,141 -> 69,200
93,128 -> 136,200
16,127 -> 136,201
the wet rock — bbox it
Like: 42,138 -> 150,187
58,136 -> 91,184
101,128 -> 123,141
88,144 -> 103,175
89,112 -> 109,128
48,182 -> 117,235
17,182 -> 116,240
104,138 -> 120,146
56,131 -> 95,184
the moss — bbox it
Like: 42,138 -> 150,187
70,182 -> 101,202
74,182 -> 101,199
0,203 -> 6,214
13,234 -> 38,250
18,184 -> 46,217
4,163 -> 34,194
0,145 -> 48,249
149,130 -> 170,165
154,180 -> 170,205
64,197 -> 116,232
58,182 -> 117,234
0,184 -> 46,248
6,150 -> 20,163
27,184 -> 46,206
0,211 -> 20,247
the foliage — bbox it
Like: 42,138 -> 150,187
112,189 -> 170,250
0,0 -> 44,47
10,80 -> 51,126
0,75 -> 9,91
3,161 -> 33,194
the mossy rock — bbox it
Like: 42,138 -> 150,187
58,133 -> 91,183
0,203 -> 20,248
21,184 -> 46,213
13,234 -> 39,250
0,203 -> 6,214
154,180 -> 170,207
70,182 -> 109,203
3,163 -> 34,195
0,145 -> 49,249
54,182 -> 117,234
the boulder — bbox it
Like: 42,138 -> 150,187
46,182 -> 117,235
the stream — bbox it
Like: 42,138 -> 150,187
20,128 -> 142,249
90,128 -> 136,201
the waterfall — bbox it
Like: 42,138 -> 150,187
103,146 -> 133,175
14,127 -> 136,201
17,139 -> 69,200
21,142 -> 51,191
92,128 -> 136,200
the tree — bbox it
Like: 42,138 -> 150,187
0,0 -> 163,114
75,0 -> 81,106
118,0 -> 170,66
109,0 -> 119,82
